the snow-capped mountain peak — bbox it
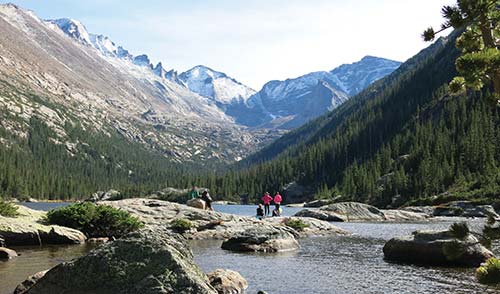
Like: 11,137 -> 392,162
48,18 -> 92,46
179,65 -> 256,104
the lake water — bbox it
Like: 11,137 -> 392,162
1,203 -> 499,294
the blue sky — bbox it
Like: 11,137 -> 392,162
4,0 -> 455,89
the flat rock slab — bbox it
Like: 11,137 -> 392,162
19,227 -> 217,294
264,217 -> 350,237
295,202 -> 428,222
383,230 -> 495,267
101,199 -> 349,240
0,205 -> 86,246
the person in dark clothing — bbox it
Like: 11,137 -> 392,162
256,204 -> 264,220
201,190 -> 213,211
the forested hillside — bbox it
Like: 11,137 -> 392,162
194,32 -> 500,206
0,92 -> 198,199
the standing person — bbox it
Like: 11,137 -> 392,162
261,192 -> 272,216
256,204 -> 264,220
201,190 -> 213,211
189,186 -> 199,199
273,192 -> 282,216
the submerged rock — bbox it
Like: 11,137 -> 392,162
207,269 -> 248,294
383,230 -> 494,267
20,227 -> 217,294
0,205 -> 86,246
0,247 -> 17,259
221,227 -> 299,253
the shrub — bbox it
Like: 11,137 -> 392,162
449,222 -> 470,240
477,258 -> 500,284
46,202 -> 143,238
0,201 -> 19,217
170,218 -> 193,233
284,218 -> 309,232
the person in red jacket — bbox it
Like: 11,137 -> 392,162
273,192 -> 282,215
261,192 -> 273,216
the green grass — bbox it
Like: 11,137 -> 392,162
170,218 -> 193,233
284,218 -> 309,232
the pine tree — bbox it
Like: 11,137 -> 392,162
423,0 -> 500,99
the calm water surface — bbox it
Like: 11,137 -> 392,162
1,203 -> 498,294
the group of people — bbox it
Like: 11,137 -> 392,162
256,192 -> 282,219
189,186 -> 213,211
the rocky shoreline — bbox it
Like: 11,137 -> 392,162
1,199 -> 348,293
1,198 -> 498,293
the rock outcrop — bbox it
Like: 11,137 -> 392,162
403,201 -> 499,218
101,199 -> 348,240
295,202 -> 427,222
207,269 -> 248,294
303,199 -> 334,208
0,205 -> 86,246
264,217 -> 349,237
13,270 -> 48,294
0,246 -> 17,259
383,230 -> 494,267
221,227 -> 299,253
19,227 -> 217,294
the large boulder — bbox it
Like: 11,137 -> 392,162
207,269 -> 248,294
102,199 -> 349,241
295,202 -> 428,222
433,201 -> 499,218
20,227 -> 217,294
187,198 -> 206,210
221,227 -> 299,253
383,230 -> 494,267
0,246 -> 17,259
0,205 -> 86,246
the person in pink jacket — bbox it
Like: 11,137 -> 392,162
273,192 -> 282,215
261,192 -> 273,216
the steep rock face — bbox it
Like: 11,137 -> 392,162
21,227 -> 217,294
